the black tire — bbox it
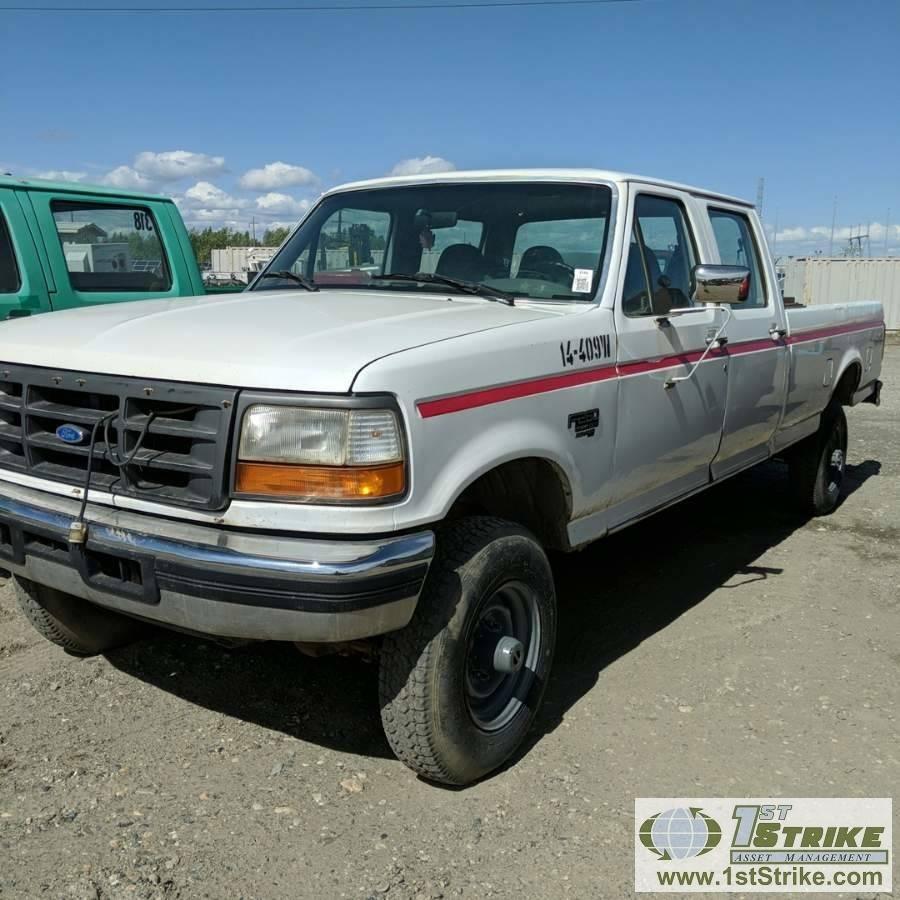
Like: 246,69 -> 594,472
788,401 -> 848,516
379,516 -> 556,785
13,576 -> 146,656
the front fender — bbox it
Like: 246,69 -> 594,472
410,414 -> 581,523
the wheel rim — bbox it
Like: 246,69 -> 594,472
464,581 -> 541,732
824,422 -> 847,496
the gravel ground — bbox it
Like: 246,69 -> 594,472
1,347 -> 898,900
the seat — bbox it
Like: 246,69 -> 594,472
435,244 -> 487,282
622,241 -> 663,315
662,244 -> 691,307
517,245 -> 569,284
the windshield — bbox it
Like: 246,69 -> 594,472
253,182 -> 613,302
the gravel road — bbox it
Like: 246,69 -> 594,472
1,347 -> 897,900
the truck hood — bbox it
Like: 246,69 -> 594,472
1,290 -> 560,392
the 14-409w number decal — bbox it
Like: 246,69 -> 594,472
559,334 -> 611,368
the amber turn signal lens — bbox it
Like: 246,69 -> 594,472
235,461 -> 405,502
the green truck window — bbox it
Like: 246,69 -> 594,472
0,211 -> 21,293
50,201 -> 172,293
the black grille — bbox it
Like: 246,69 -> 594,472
0,364 -> 237,510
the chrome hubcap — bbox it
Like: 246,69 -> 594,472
827,446 -> 845,494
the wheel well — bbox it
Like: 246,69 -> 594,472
448,458 -> 573,551
833,362 -> 862,405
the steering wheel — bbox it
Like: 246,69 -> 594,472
518,260 -> 575,286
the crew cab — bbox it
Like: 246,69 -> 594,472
0,175 -> 240,321
0,170 -> 885,784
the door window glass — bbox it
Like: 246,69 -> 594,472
51,201 -> 171,292
0,210 -> 20,293
629,195 -> 696,315
709,208 -> 766,309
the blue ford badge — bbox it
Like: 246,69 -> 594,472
56,424 -> 87,445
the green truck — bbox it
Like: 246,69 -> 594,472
0,175 -> 240,320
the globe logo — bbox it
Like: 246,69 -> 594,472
639,807 -> 722,861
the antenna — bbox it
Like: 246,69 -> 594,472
829,197 -> 837,256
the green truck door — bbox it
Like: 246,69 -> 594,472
0,188 -> 51,320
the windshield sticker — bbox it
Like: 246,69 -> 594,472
572,268 -> 594,293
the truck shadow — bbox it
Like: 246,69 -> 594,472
525,457 -> 879,753
104,458 -> 880,766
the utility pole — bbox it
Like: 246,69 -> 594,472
756,177 -> 765,222
829,197 -> 837,256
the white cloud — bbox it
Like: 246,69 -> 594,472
239,162 -> 317,191
134,150 -> 225,182
32,169 -> 87,182
389,155 -> 456,176
772,221 -> 900,255
254,192 -> 310,217
183,181 -> 247,209
99,165 -> 155,190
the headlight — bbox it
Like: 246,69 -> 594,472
235,404 -> 405,502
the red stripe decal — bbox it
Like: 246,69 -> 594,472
416,318 -> 884,418
417,364 -> 618,418
786,318 -> 884,344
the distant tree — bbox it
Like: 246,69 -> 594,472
348,223 -> 374,265
188,227 -> 258,267
263,226 -> 290,247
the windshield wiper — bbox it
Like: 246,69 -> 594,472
370,272 -> 515,306
259,270 -> 319,292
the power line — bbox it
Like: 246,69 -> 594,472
0,0 -> 646,11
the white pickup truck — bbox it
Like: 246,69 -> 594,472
0,170 -> 885,784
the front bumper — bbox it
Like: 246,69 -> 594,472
0,481 -> 434,642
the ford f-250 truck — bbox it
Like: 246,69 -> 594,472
0,170 -> 885,784
0,174 -> 242,321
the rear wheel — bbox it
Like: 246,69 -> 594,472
788,401 -> 848,516
13,576 -> 146,656
379,517 -> 556,785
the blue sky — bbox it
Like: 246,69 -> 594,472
3,0 -> 899,255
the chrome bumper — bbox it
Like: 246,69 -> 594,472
0,481 -> 434,642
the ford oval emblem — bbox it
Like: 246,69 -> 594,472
55,424 -> 87,445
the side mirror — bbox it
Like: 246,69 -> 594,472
692,264 -> 751,305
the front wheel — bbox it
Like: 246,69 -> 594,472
788,401 -> 848,516
379,517 -> 556,785
13,577 -> 147,656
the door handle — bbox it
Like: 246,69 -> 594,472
769,326 -> 787,340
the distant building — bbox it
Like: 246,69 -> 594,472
208,246 -> 277,284
779,256 -> 900,330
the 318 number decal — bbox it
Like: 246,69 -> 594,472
133,211 -> 154,232
560,334 -> 611,368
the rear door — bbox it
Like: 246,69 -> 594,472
704,205 -> 788,478
608,186 -> 729,527
0,188 -> 50,320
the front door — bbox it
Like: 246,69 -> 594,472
0,189 -> 49,320
607,189 -> 729,528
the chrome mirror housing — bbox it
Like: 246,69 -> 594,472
692,264 -> 751,304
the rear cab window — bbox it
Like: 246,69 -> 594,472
50,201 -> 172,293
708,208 -> 767,309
